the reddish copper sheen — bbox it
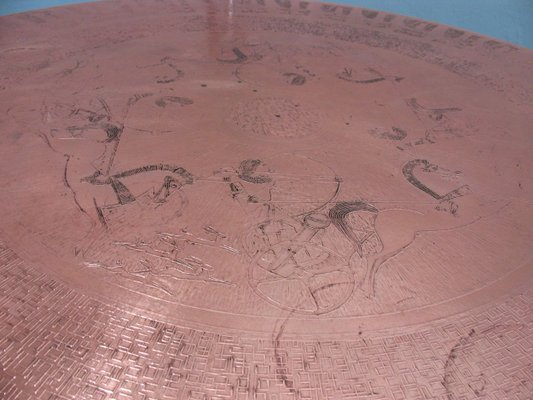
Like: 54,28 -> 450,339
0,0 -> 532,399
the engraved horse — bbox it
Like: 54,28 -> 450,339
329,159 -> 507,297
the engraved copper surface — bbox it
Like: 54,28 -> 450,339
0,0 -> 532,398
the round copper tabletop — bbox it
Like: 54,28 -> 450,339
1,0 -> 532,399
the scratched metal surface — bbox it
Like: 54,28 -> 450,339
0,0 -> 532,399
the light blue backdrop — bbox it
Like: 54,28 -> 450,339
0,0 -> 532,49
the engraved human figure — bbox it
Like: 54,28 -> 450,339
248,213 -> 353,315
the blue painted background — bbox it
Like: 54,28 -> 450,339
1,0 -> 532,49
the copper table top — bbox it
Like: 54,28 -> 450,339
0,0 -> 532,399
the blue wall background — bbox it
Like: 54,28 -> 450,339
1,0 -> 532,49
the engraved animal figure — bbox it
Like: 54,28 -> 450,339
82,163 -> 194,226
84,231 -> 234,295
337,67 -> 404,84
40,96 -> 195,228
399,97 -> 463,148
223,156 -> 341,221
329,160 -> 505,297
369,98 -> 465,148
